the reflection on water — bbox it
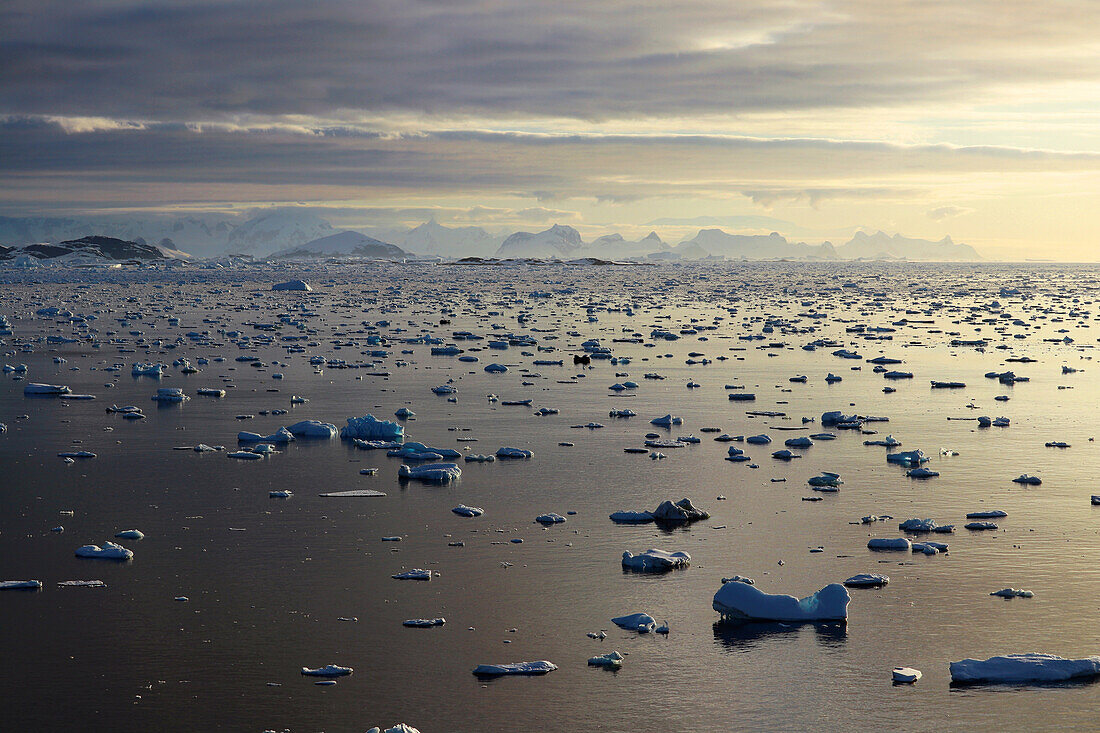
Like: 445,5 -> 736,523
712,620 -> 848,652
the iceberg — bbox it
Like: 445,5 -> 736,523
650,414 -> 683,427
535,513 -> 567,524
588,651 -> 625,669
651,498 -> 709,522
612,612 -> 658,633
151,387 -> 189,402
75,541 -> 133,560
609,511 -> 655,524
472,661 -> 557,677
868,538 -> 912,551
496,447 -> 533,459
131,363 -> 165,377
24,383 -> 71,395
886,450 -> 929,466
238,428 -> 294,443
273,280 -> 312,291
113,529 -> 144,540
622,548 -> 690,571
286,420 -> 338,438
301,664 -> 352,677
392,569 -> 432,580
399,463 -> 461,483
950,653 -> 1100,684
341,414 -> 404,441
713,582 -> 850,623
452,505 -> 484,517
402,618 -> 445,627
0,580 -> 42,590
844,573 -> 889,588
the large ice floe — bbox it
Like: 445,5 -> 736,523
24,383 -> 71,395
609,497 -> 709,524
621,548 -> 691,571
75,541 -> 133,560
398,463 -> 461,483
472,661 -> 557,676
949,653 -> 1100,684
712,581 -> 850,623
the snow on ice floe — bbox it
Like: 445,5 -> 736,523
399,463 -> 461,483
621,548 -> 690,571
340,414 -> 404,441
950,654 -> 1100,684
713,581 -> 849,623
301,664 -> 352,677
75,542 -> 133,560
472,661 -> 557,677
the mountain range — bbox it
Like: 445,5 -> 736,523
0,210 -> 983,262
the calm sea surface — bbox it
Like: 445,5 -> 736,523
3,262 -> 1100,732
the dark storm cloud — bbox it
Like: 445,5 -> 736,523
4,0 -> 1100,122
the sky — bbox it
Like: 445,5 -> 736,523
4,0 -> 1100,259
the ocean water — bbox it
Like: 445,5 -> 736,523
2,261 -> 1100,732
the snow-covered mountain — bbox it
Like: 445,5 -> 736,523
676,230 -> 838,260
399,219 -> 499,258
582,231 -> 671,259
268,231 -> 408,259
835,231 -> 981,261
0,235 -> 183,263
495,224 -> 584,259
224,210 -> 336,256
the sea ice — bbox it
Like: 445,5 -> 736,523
621,548 -> 690,571
950,653 -> 1100,684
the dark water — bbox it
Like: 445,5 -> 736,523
3,262 -> 1100,731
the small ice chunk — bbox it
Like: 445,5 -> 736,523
452,505 -> 484,517
535,513 -> 567,524
0,580 -> 42,590
892,667 -> 922,683
114,529 -> 144,540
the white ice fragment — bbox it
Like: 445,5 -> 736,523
75,541 -> 133,560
